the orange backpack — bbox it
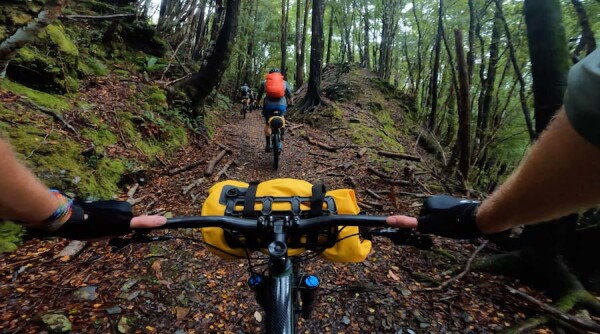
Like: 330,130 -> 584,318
265,72 -> 285,98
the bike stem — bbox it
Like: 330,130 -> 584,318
268,217 -> 289,274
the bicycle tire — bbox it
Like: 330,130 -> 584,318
243,104 -> 247,119
264,263 -> 297,334
272,132 -> 280,170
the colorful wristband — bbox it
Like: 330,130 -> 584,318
43,190 -> 74,231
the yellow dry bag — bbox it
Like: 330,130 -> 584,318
200,178 -> 372,262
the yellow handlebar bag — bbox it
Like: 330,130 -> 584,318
200,178 -> 372,262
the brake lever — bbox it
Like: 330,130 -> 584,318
367,228 -> 433,250
108,233 -> 174,252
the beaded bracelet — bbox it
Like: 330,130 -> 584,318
43,190 -> 74,231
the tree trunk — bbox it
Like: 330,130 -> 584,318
494,0 -> 535,141
454,29 -> 471,181
280,0 -> 290,76
181,0 -> 240,115
362,0 -> 370,69
0,0 -> 69,77
475,7 -> 501,153
192,0 -> 208,60
570,0 -> 596,61
209,0 -> 225,43
244,0 -> 259,84
411,0 -> 422,98
326,5 -> 333,65
524,0 -> 570,133
427,0 -> 443,130
467,0 -> 476,80
300,0 -> 324,112
295,0 -> 303,87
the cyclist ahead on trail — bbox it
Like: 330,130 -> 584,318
239,83 -> 252,118
239,83 -> 251,100
250,88 -> 258,111
257,69 -> 294,152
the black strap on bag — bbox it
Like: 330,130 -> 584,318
306,182 -> 326,250
242,182 -> 259,217
309,183 -> 326,218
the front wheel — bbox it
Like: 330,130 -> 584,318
264,262 -> 297,334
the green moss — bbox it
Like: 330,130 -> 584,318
0,26 -> 7,41
79,158 -> 126,198
87,59 -> 108,76
144,87 -> 167,111
0,79 -> 70,110
119,111 -> 188,158
81,125 -> 118,150
331,104 -> 344,120
204,109 -> 218,139
113,69 -> 130,77
17,46 -> 37,62
42,24 -> 79,56
348,108 -> 404,154
12,13 -> 33,25
0,222 -> 25,253
63,76 -> 79,93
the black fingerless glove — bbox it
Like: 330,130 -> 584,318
53,200 -> 133,240
416,195 -> 482,239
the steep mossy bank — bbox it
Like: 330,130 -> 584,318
292,63 -> 415,166
0,1 -> 225,252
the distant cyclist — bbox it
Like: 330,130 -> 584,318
249,89 -> 258,111
239,83 -> 251,116
257,69 -> 294,152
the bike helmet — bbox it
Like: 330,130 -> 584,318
268,68 -> 281,74
243,83 -> 248,86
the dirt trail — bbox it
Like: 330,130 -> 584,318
0,106 -> 538,334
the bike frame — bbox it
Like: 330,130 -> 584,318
241,98 -> 250,118
269,111 -> 284,170
114,215 -> 430,334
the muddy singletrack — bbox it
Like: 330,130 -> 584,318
0,106 -> 540,334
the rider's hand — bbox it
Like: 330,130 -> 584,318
415,195 -> 482,239
28,193 -> 166,240
387,195 -> 488,239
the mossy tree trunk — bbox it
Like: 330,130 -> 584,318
280,0 -> 290,77
570,0 -> 596,61
181,0 -> 240,117
0,0 -> 69,78
525,0 -> 570,134
453,29 -> 471,181
300,0 -> 324,112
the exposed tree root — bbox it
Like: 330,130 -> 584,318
501,288 -> 600,333
475,248 -> 600,333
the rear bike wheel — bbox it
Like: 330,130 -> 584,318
272,131 -> 280,170
242,103 -> 247,119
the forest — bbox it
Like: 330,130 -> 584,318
0,0 -> 599,332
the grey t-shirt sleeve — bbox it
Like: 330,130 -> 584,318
564,49 -> 600,147
257,81 -> 265,99
284,81 -> 293,99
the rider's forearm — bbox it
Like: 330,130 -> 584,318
0,139 -> 59,224
476,109 -> 600,233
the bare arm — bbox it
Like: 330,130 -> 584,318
285,82 -> 294,105
476,108 -> 600,233
257,81 -> 265,103
0,138 -> 165,229
387,108 -> 600,232
0,139 -> 60,224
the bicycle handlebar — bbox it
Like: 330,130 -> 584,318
148,215 -> 388,232
115,214 -> 431,251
